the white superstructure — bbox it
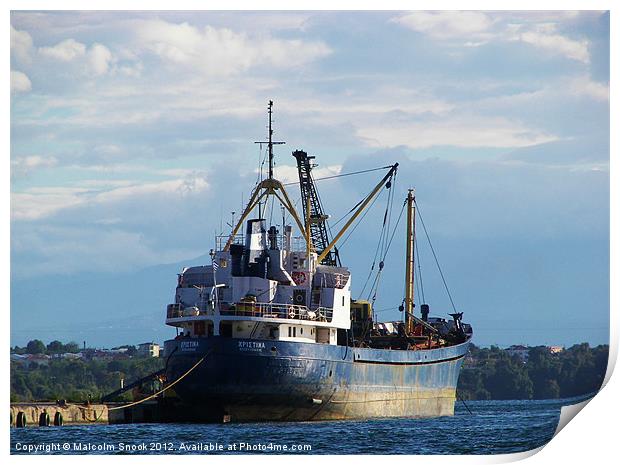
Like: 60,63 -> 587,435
166,219 -> 351,346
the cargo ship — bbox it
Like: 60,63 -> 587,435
163,101 -> 472,422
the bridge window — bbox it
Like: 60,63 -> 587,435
194,321 -> 206,336
220,322 -> 232,338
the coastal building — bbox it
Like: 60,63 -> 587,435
137,342 -> 160,358
10,353 -> 51,367
547,345 -> 564,355
506,345 -> 529,363
51,352 -> 83,360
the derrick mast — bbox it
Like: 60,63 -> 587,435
293,150 -> 339,266
404,189 -> 416,334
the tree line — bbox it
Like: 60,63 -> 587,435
11,356 -> 164,403
11,339 -> 138,356
11,340 -> 608,402
457,343 -> 608,400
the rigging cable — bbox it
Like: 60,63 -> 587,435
254,144 -> 269,217
366,173 -> 398,303
414,253 -> 421,306
268,192 -> 275,225
329,184 -> 376,230
338,186 -> 385,250
359,174 -> 396,297
282,165 -> 394,186
358,228 -> 385,298
312,166 -> 339,263
282,164 -> 395,241
414,199 -> 457,312
255,144 -> 267,187
414,233 -> 426,303
366,190 -> 405,304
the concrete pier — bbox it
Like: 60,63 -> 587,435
10,400 -> 171,427
11,402 -> 109,427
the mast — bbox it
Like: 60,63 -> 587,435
225,101 -> 306,252
255,100 -> 285,181
404,189 -> 416,334
268,100 -> 274,179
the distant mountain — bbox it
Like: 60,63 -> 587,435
10,254 -> 212,348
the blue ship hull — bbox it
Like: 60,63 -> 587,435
163,336 -> 471,422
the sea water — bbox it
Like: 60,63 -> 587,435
11,398 -> 584,455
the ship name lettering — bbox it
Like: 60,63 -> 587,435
238,341 -> 266,351
180,341 -> 199,351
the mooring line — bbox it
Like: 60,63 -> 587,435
457,392 -> 473,415
107,350 -> 211,411
68,350 -> 211,418
70,404 -> 106,422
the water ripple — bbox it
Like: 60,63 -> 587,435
10,398 -> 580,455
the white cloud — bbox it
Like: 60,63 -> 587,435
357,116 -> 557,149
39,38 -> 86,61
272,164 -> 342,185
10,70 -> 32,93
393,12 -> 591,63
11,176 -> 209,220
95,177 -> 208,203
279,91 -> 454,121
392,11 -> 494,41
31,36 -> 116,76
11,187 -> 90,220
569,77 -> 609,102
11,226 -> 202,277
516,29 -> 589,63
11,25 -> 33,63
11,155 -> 57,175
78,179 -> 136,188
87,43 -> 113,75
133,19 -> 331,76
116,61 -> 143,77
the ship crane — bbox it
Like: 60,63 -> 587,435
224,100 -> 399,260
292,150 -> 339,267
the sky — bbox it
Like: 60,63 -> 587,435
9,10 -> 610,348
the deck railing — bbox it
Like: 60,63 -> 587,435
166,303 -> 214,319
167,302 -> 333,322
215,234 -> 308,252
221,302 -> 333,322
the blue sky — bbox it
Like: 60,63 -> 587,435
10,10 -> 610,348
